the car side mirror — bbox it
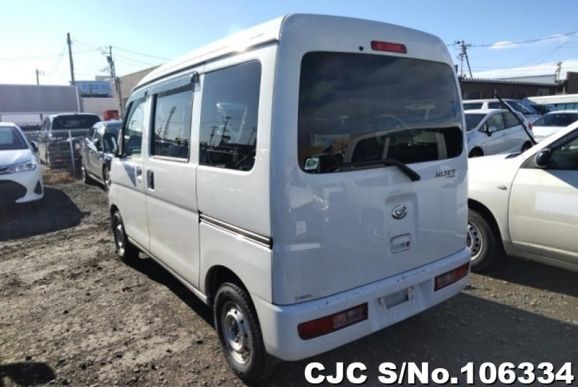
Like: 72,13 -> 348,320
535,149 -> 552,168
482,126 -> 495,136
30,141 -> 38,153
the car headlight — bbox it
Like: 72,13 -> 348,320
5,160 -> 37,174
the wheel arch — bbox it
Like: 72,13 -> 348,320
206,265 -> 250,306
468,199 -> 504,244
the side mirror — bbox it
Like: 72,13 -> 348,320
535,149 -> 552,168
30,141 -> 38,153
482,126 -> 495,136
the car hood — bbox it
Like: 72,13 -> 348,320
0,149 -> 34,167
468,154 -> 522,195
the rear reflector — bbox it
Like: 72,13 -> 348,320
434,263 -> 470,291
298,303 -> 368,340
371,40 -> 407,54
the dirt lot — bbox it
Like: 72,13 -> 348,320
1,178 -> 577,386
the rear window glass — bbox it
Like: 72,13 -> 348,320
298,52 -> 463,173
465,114 -> 485,131
52,115 -> 100,129
463,102 -> 483,110
534,113 -> 578,127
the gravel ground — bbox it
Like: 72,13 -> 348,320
0,179 -> 577,386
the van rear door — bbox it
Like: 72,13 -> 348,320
272,50 -> 467,305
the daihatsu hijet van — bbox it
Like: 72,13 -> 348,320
109,14 -> 470,382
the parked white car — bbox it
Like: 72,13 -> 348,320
464,109 -> 533,157
463,98 -> 541,123
467,120 -> 578,272
531,110 -> 578,142
0,122 -> 44,204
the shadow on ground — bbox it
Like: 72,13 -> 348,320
0,362 -> 55,386
485,256 -> 578,298
0,187 -> 86,241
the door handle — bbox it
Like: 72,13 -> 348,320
147,170 -> 155,190
135,167 -> 143,182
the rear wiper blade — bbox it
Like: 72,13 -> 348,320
335,158 -> 421,181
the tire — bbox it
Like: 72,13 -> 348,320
81,163 -> 93,185
102,166 -> 111,192
214,283 -> 270,383
468,148 -> 484,158
111,211 -> 139,262
467,209 -> 501,272
521,141 -> 532,152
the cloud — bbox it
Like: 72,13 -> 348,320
490,41 -> 519,50
489,31 -> 575,50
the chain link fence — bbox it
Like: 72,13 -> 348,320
23,129 -> 91,176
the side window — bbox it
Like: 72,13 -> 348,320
488,102 -> 501,109
503,112 -> 520,128
549,136 -> 578,170
151,86 -> 193,159
486,113 -> 505,132
199,61 -> 261,171
93,132 -> 103,151
123,98 -> 145,157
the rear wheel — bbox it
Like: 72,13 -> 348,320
112,211 -> 139,261
214,283 -> 270,383
521,141 -> 532,152
467,209 -> 501,272
468,148 -> 484,158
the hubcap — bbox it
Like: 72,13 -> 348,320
114,219 -> 125,255
221,302 -> 251,365
467,222 -> 483,262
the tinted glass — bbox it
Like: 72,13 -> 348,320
152,87 -> 193,159
463,102 -> 483,110
0,126 -> 27,150
199,61 -> 261,171
486,113 -> 505,131
298,52 -> 463,173
52,115 -> 100,129
534,113 -> 578,127
504,111 -> 521,128
465,114 -> 484,131
549,136 -> 578,170
123,99 -> 145,156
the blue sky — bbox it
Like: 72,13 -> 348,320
2,0 -> 578,84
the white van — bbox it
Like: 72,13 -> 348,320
109,14 -> 470,382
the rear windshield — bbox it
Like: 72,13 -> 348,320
298,52 -> 463,173
533,113 -> 578,127
52,115 -> 100,130
0,126 -> 27,150
463,102 -> 483,110
465,114 -> 485,131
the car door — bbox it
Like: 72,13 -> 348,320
509,132 -> 578,266
111,96 -> 149,250
144,73 -> 200,287
481,112 -> 506,155
502,111 -> 527,152
88,130 -> 104,179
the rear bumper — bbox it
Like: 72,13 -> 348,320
253,247 -> 470,361
0,169 -> 44,204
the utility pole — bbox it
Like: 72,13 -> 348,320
67,33 -> 75,85
35,69 -> 40,85
107,46 -> 124,116
455,40 -> 473,79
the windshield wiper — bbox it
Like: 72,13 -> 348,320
334,158 -> 421,181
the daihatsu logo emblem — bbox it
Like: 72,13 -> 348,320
392,205 -> 407,220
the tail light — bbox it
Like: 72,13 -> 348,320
434,263 -> 470,291
298,303 -> 368,340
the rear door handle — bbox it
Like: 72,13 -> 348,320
147,170 -> 155,190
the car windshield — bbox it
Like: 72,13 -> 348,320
465,114 -> 485,131
52,115 -> 100,129
533,113 -> 578,127
298,52 -> 463,173
0,126 -> 28,151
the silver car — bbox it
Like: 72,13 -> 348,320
465,109 -> 533,157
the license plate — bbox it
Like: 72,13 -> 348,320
379,288 -> 410,309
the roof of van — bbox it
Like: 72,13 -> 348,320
137,14 -> 450,91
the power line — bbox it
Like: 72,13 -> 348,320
474,29 -> 578,48
111,45 -> 169,61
